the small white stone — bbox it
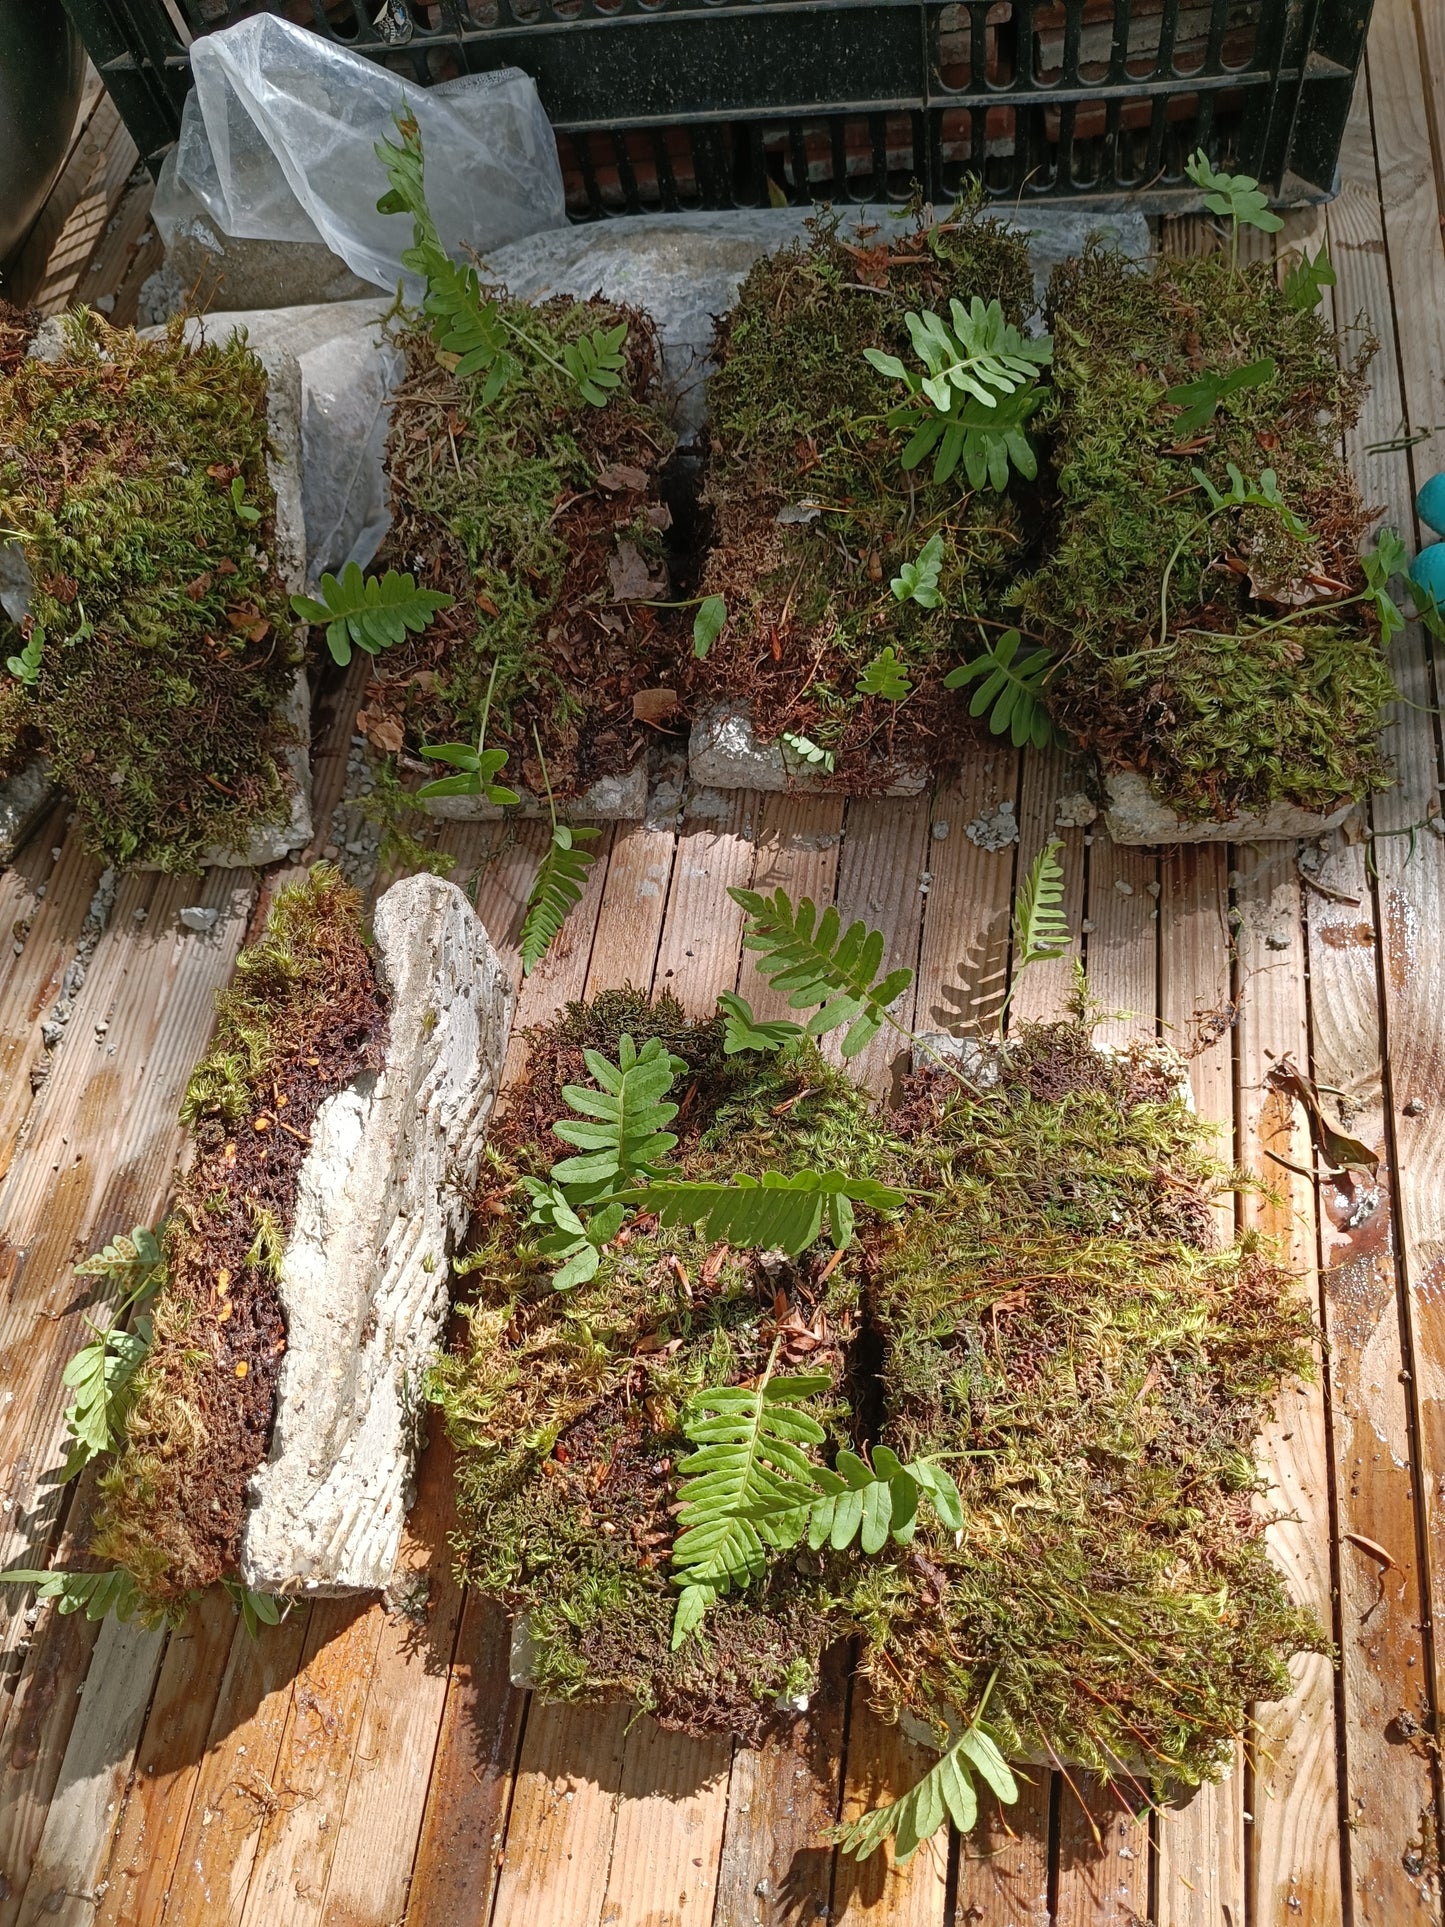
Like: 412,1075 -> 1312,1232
1113,878 -> 1134,896
179,906 -> 220,932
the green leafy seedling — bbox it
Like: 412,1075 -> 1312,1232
229,475 -> 261,525
1361,528 -> 1408,646
729,885 -> 913,1059
6,623 -> 44,687
1165,357 -> 1276,437
692,595 -> 727,659
520,823 -> 602,976
291,562 -> 453,667
1184,149 -> 1283,268
889,532 -> 945,608
944,629 -> 1054,749
1282,244 -> 1336,313
855,647 -> 913,701
832,1715 -> 1018,1861
564,323 -> 629,407
416,744 -> 520,806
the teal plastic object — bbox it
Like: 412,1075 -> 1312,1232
1409,541 -> 1445,611
1417,473 -> 1445,538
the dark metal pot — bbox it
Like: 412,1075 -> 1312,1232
0,0 -> 87,266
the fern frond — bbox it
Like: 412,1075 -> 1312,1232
563,322 -> 629,407
61,1322 -> 152,1481
943,629 -> 1054,750
670,1370 -> 831,1645
856,648 -> 913,701
807,1446 -> 963,1554
619,1169 -> 905,1257
728,887 -> 913,1058
551,1033 -> 683,1192
291,562 -> 452,668
519,824 -> 602,977
832,1721 -> 1018,1862
780,731 -> 834,775
716,991 -> 805,1057
1012,837 -> 1071,973
0,1564 -> 143,1624
376,111 -> 520,402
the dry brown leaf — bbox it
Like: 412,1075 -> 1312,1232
594,462 -> 650,492
1266,1055 -> 1379,1176
608,539 -> 665,603
633,686 -> 679,725
1344,1531 -> 1396,1569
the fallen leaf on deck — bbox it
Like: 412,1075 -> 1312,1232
1266,1056 -> 1379,1177
1343,1531 -> 1395,1569
356,707 -> 404,755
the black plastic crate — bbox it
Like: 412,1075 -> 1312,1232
59,0 -> 1370,217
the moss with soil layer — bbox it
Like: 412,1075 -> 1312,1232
0,313 -> 299,868
1018,248 -> 1395,821
436,992 -> 1320,1778
685,199 -> 1040,786
856,1025 -> 1322,1784
432,989 -> 904,1738
91,866 -> 386,1602
359,299 -> 678,800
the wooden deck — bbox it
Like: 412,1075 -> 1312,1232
3,2 -> 1445,1918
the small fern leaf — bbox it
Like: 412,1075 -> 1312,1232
620,1170 -> 905,1257
833,1723 -> 1017,1861
564,321 -> 629,407
716,991 -> 805,1057
0,1564 -> 143,1624
729,887 -> 913,1058
670,1372 -> 831,1645
519,823 -> 602,977
291,562 -> 452,667
856,647 -> 913,700
1013,837 -> 1071,970
551,1033 -> 682,1191
943,630 -> 1054,750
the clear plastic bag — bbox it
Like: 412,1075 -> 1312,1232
161,12 -> 566,292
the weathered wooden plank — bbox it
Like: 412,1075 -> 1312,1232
1153,843 -> 1243,1927
652,794 -> 756,1018
5,76 -> 113,309
1054,1780 -> 1148,1926
92,1593 -> 238,1927
403,1596 -> 524,1927
709,803 -> 846,1927
32,115 -> 142,320
12,1614 -> 166,1927
583,815 -> 676,995
1233,849 -> 1343,1927
954,1778 -> 1052,1927
236,1600 -> 387,1927
313,1439 -> 467,1927
152,1606 -> 313,1927
1083,837 -> 1158,1048
830,793 -> 932,1094
912,752 -> 1019,1042
488,1699 -> 629,1927
596,1722 -> 733,1927
0,818 -> 102,1182
711,1649 -> 849,1927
